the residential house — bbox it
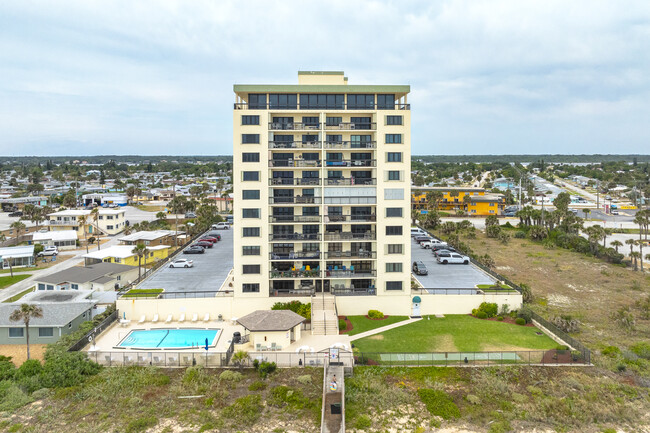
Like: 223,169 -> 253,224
33,262 -> 139,292
0,245 -> 35,270
82,245 -> 171,266
32,230 -> 78,250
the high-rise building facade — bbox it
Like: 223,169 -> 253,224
233,71 -> 411,302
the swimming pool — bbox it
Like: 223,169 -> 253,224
117,328 -> 220,349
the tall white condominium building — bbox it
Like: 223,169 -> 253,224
233,71 -> 411,304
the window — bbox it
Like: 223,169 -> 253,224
242,283 -> 260,293
377,94 -> 395,109
39,327 -> 54,337
107,225 -> 113,230
243,246 -> 260,255
384,188 -> 405,200
248,94 -> 267,109
9,328 -> 23,338
242,171 -> 260,181
242,209 -> 260,219
242,227 -> 260,237
326,117 -> 342,126
107,215 -> 113,220
98,215 -> 103,220
242,264 -> 260,274
269,94 -> 297,109
386,281 -> 403,291
386,263 -> 403,272
386,208 -> 403,217
386,115 -> 403,125
387,244 -> 403,254
387,152 -> 402,162
242,115 -> 260,125
386,134 -> 402,144
347,94 -> 375,109
300,94 -> 344,109
47,285 -> 54,290
242,190 -> 260,200
71,284 -> 78,290
388,171 -> 401,181
38,283 -> 45,291
302,116 -> 319,127
242,153 -> 260,162
386,226 -> 403,236
242,134 -> 260,144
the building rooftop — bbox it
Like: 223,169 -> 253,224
0,245 -> 34,258
237,310 -> 305,332
36,262 -> 136,285
119,230 -> 176,242
32,230 -> 78,242
0,301 -> 96,327
83,245 -> 169,260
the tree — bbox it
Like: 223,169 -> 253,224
635,240 -> 644,272
630,252 -> 640,271
231,350 -> 249,371
78,215 -> 89,253
63,189 -> 77,208
131,243 -> 150,281
611,240 -> 623,253
552,192 -> 571,215
10,221 -> 26,240
422,211 -> 441,231
9,304 -> 43,360
90,208 -> 101,250
625,238 -> 636,257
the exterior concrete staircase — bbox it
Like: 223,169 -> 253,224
311,295 -> 339,336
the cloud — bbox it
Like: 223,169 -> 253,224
0,0 -> 649,155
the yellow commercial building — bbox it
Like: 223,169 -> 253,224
412,187 -> 505,216
82,245 -> 171,266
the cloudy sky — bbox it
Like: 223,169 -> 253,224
1,0 -> 649,156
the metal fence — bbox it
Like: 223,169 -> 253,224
68,310 -> 119,352
530,312 -> 592,364
356,349 -> 591,366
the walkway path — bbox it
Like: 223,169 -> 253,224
349,317 -> 422,341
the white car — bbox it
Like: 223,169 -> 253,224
211,222 -> 230,230
37,246 -> 59,257
436,253 -> 470,265
169,259 -> 194,268
422,239 -> 447,249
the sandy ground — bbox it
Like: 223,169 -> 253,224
0,344 -> 47,366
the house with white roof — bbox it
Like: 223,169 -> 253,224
32,230 -> 78,250
47,208 -> 127,236
82,244 -> 171,267
0,245 -> 35,269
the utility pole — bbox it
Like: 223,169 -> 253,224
596,180 -> 600,210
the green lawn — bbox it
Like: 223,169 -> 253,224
0,268 -> 33,275
121,288 -> 164,298
345,315 -> 409,336
353,315 -> 558,353
476,283 -> 511,289
0,274 -> 31,290
2,287 -> 35,303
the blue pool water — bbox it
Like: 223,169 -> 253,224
118,329 -> 220,349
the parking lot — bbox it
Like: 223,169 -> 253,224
411,238 -> 495,292
139,228 -> 234,294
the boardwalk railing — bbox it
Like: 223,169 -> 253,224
68,310 -> 119,352
530,312 -> 592,364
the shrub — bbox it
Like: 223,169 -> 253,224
125,416 -> 158,433
272,300 -> 311,320
515,318 -> 526,326
0,381 -> 33,411
258,361 -> 277,379
616,363 -> 626,372
252,359 -> 259,370
499,304 -> 510,316
496,316 -> 504,321
248,380 -> 267,391
30,388 -> 51,400
297,374 -> 312,385
517,306 -> 533,324
41,351 -> 101,388
417,388 -> 460,420
477,302 -> 498,318
221,395 -> 262,426
466,394 -> 480,405
230,350 -> 249,370
367,310 -> 384,319
475,311 -> 488,319
514,231 -> 526,239
354,415 -> 372,429
268,385 -> 313,410
16,359 -> 43,379
551,315 -> 580,333
338,319 -> 347,331
219,370 -> 243,382
630,342 -> 650,360
602,346 -> 621,357
0,356 -> 16,381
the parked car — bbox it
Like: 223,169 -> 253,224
194,240 -> 213,249
411,228 -> 426,237
414,235 -> 432,244
412,261 -> 428,275
185,212 -> 197,218
206,232 -> 222,241
504,211 -> 517,217
170,259 -> 194,268
211,222 -> 230,230
431,245 -> 455,253
8,211 -> 23,217
37,246 -> 59,257
420,240 -> 434,249
436,253 -> 470,265
433,249 -> 455,257
200,236 -> 218,244
183,246 -> 205,254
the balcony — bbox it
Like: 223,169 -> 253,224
269,159 -> 321,168
325,251 -> 376,259
324,141 -> 376,149
331,287 -> 377,296
234,103 -> 410,110
325,177 -> 376,186
324,159 -> 375,167
270,252 -> 320,260
269,122 -> 320,131
269,178 -> 320,186
324,232 -> 376,241
48,220 -> 78,226
269,196 -> 321,204
269,287 -> 315,297
325,268 -> 377,278
269,269 -> 321,279
269,141 -> 321,149
324,214 -> 376,223
269,233 -> 321,241
324,122 -> 376,131
269,215 -> 321,223
323,196 -> 377,205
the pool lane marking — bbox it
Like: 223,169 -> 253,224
156,329 -> 171,348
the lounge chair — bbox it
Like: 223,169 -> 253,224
167,356 -> 177,365
165,314 -> 173,323
138,315 -> 146,324
191,313 -> 198,322
137,354 -> 146,364
178,313 -> 185,323
152,356 -> 161,365
152,314 -> 159,323
124,355 -> 133,365
104,355 -> 112,364
203,313 -> 210,322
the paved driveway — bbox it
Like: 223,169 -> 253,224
139,228 -> 234,294
411,238 -> 495,291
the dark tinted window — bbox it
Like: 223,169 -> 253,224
386,115 -> 402,125
242,153 -> 259,162
242,208 -> 260,218
242,171 -> 259,181
243,246 -> 260,255
386,207 -> 402,217
387,152 -> 402,162
348,94 -> 375,109
243,264 -> 260,274
269,94 -> 297,109
242,283 -> 260,292
242,115 -> 260,125
242,190 -> 260,200
386,134 -> 402,144
243,227 -> 260,237
248,94 -> 266,109
377,94 -> 395,109
242,134 -> 260,144
300,94 -> 344,109
386,281 -> 403,290
386,226 -> 403,235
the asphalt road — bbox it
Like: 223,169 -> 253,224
138,228 -> 234,294
411,238 -> 495,291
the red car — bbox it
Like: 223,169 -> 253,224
200,236 -> 218,243
194,240 -> 213,249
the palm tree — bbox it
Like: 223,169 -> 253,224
9,304 -> 43,360
10,221 -> 26,239
462,194 -> 472,212
630,251 -> 640,271
131,243 -> 149,281
636,240 -> 644,272
602,228 -> 612,247
611,240 -> 623,253
90,208 -> 101,250
625,238 -> 636,257
78,214 -> 89,253
583,209 -> 591,220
